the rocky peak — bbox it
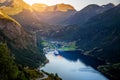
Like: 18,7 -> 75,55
0,0 -> 13,6
0,0 -> 76,13
32,3 -> 48,12
54,3 -> 75,12
0,0 -> 32,15
32,3 -> 76,12
79,3 -> 115,14
63,3 -> 115,25
102,3 -> 115,8
117,3 -> 120,7
32,3 -> 48,8
84,4 -> 100,10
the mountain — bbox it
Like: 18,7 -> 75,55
0,0 -> 32,15
0,0 -> 115,26
0,0 -> 76,34
0,0 -> 53,34
46,3 -> 75,12
32,3 -> 75,12
33,3 -> 76,25
35,10 -> 76,25
48,3 -> 120,63
0,0 -> 76,25
32,3 -> 48,12
0,10 -> 46,68
63,3 -> 115,25
76,4 -> 120,53
77,4 -> 120,79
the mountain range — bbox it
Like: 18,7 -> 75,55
0,0 -> 120,79
50,3 -> 120,79
62,3 -> 115,25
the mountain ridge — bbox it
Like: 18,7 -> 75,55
0,10 -> 46,68
0,0 -> 77,25
0,0 -> 32,15
0,0 -> 76,15
32,3 -> 76,12
62,3 -> 115,25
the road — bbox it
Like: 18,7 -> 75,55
36,71 -> 48,80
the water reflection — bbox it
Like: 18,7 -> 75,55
58,51 -> 105,68
41,51 -> 109,80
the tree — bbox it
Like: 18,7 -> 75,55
0,43 -> 19,80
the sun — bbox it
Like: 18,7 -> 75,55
23,0 -> 68,6
23,0 -> 35,5
23,0 -> 51,5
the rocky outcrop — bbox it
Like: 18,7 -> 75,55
0,11 -> 46,68
0,0 -> 32,15
0,10 -> 35,48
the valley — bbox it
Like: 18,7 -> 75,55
0,0 -> 120,80
42,41 -> 77,51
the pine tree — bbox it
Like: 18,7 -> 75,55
0,43 -> 19,80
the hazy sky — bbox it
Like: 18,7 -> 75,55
23,0 -> 120,10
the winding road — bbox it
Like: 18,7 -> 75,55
36,71 -> 48,80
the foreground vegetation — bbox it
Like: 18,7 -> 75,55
98,63 -> 120,80
0,43 -> 41,80
0,43 -> 61,80
0,43 -> 19,80
43,74 -> 62,80
42,70 -> 62,80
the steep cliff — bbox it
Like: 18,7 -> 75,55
0,0 -> 32,15
0,10 -> 46,68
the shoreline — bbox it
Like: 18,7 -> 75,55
58,50 -> 112,80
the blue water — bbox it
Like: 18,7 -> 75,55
41,51 -> 109,80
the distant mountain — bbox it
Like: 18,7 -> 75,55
47,3 -> 75,12
0,10 -> 46,68
76,4 -> 120,52
0,0 -> 76,25
63,3 -> 115,25
33,3 -> 76,25
0,0 -> 32,15
0,0 -> 76,32
35,10 -> 76,25
32,3 -> 75,12
0,0 -> 13,6
0,0 -> 54,34
32,3 -> 48,12
0,1 -> 115,26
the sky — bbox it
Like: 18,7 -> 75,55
23,0 -> 120,10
